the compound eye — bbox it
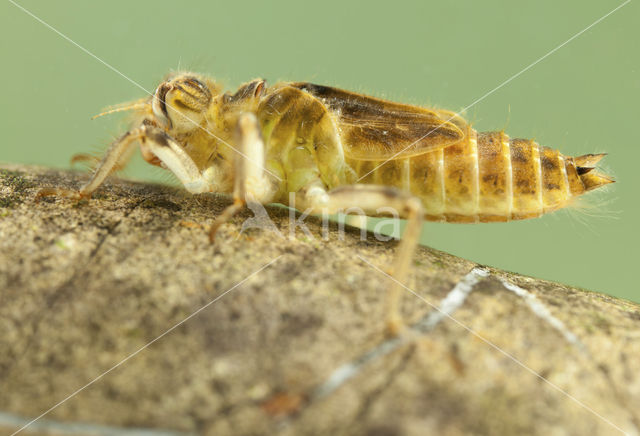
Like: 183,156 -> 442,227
152,82 -> 172,129
152,76 -> 212,132
169,76 -> 212,113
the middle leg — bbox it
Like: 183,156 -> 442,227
208,112 -> 279,241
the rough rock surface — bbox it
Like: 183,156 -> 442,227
0,164 -> 638,436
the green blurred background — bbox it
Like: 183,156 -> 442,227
1,1 -> 637,302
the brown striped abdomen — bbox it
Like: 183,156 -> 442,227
347,129 -> 613,222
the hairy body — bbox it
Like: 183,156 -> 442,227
39,73 -> 614,333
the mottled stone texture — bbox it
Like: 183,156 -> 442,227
0,164 -> 638,436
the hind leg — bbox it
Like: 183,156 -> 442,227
296,183 -> 423,335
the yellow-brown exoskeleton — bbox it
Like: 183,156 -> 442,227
39,73 -> 614,335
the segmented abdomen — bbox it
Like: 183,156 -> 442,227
348,128 -> 612,222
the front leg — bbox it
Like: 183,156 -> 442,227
139,124 -> 215,194
37,123 -> 213,200
208,113 -> 279,242
37,129 -> 142,200
296,183 -> 424,336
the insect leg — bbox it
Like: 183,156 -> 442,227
208,113 -> 278,242
139,125 -> 212,194
70,141 -> 136,173
296,183 -> 423,336
37,129 -> 142,200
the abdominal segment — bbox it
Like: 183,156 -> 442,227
348,129 -> 609,222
